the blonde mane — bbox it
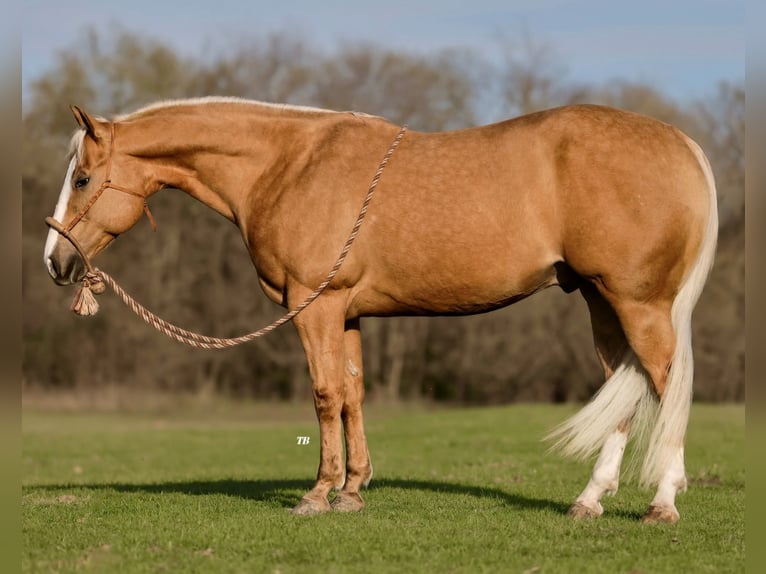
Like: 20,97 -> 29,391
114,96 -> 375,122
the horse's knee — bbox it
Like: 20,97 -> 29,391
312,380 -> 344,413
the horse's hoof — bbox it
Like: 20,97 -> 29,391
290,497 -> 331,516
331,492 -> 365,512
640,505 -> 679,524
568,501 -> 603,519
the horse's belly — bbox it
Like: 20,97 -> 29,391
350,251 -> 560,317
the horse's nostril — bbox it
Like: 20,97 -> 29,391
48,257 -> 61,278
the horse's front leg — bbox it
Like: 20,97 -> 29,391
290,293 -> 348,515
331,318 -> 373,512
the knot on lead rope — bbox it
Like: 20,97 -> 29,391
71,271 -> 106,316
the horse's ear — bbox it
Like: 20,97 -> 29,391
70,105 -> 103,140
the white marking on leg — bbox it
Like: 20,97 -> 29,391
574,429 -> 628,514
648,446 -> 686,511
44,156 -> 77,273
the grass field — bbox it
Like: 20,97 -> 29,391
22,401 -> 744,573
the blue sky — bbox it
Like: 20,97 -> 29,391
23,0 -> 744,104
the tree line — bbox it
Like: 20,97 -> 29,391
22,29 -> 744,403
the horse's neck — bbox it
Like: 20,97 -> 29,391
124,110 -> 305,223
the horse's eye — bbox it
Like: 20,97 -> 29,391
74,176 -> 90,189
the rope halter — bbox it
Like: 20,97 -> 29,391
46,122 -> 157,315
62,122 -> 157,235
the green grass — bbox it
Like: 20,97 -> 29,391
22,402 -> 744,573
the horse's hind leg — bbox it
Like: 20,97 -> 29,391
568,284 -> 635,519
569,421 -> 631,519
611,298 -> 687,524
331,318 -> 373,512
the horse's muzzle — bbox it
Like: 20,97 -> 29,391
46,250 -> 85,286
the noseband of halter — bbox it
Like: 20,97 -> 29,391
53,122 -> 157,236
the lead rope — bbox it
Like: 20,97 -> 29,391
47,125 -> 407,349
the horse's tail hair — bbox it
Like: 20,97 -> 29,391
546,134 -> 718,488
545,348 -> 657,467
638,134 -> 718,487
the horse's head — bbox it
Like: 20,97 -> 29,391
44,106 -> 154,285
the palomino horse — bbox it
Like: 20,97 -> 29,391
44,98 -> 717,522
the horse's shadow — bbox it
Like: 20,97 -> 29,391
24,478 -> 642,520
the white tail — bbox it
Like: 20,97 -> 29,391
545,349 -> 657,469
547,134 -> 718,488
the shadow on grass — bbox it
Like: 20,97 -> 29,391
24,478 -> 642,520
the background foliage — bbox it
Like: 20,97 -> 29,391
22,29 -> 744,403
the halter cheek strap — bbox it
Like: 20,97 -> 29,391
61,122 -> 157,234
